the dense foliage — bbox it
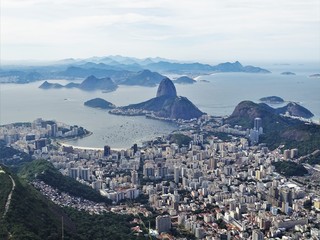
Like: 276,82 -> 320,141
169,133 -> 192,147
65,208 -> 145,240
261,124 -> 320,156
1,170 -> 76,240
272,161 -> 308,177
304,153 -> 320,165
226,101 -> 320,156
18,159 -> 111,203
1,165 -> 146,239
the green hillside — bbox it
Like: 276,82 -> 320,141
0,166 -> 77,240
226,101 -> 320,156
1,165 -> 144,239
18,159 -> 111,204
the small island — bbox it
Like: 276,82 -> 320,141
199,80 -> 210,83
173,76 -> 196,84
259,96 -> 285,104
84,98 -> 116,109
281,72 -> 296,75
39,81 -> 64,89
309,74 -> 320,78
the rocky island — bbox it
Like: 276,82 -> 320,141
84,98 -> 116,109
309,73 -> 320,78
281,71 -> 296,75
110,78 -> 204,120
173,76 -> 196,84
39,75 -> 118,92
259,96 -> 285,104
39,81 -> 64,89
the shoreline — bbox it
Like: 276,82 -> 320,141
57,141 -> 126,151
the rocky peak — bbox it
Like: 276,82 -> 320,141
156,78 -> 177,98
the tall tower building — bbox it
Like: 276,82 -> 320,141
131,170 -> 138,185
156,215 -> 171,233
174,167 -> 180,183
254,118 -> 262,131
51,123 -> 58,137
104,145 -> 111,157
209,158 -> 217,170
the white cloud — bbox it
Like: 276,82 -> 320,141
1,0 -> 319,61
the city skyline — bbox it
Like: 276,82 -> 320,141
1,0 -> 320,63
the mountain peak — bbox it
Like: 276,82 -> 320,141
156,78 -> 177,98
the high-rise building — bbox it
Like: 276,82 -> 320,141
210,158 -> 217,170
283,149 -> 291,160
104,145 -> 111,157
254,118 -> 262,131
69,168 -> 79,179
291,148 -> 298,159
131,170 -> 138,185
174,167 -> 180,183
35,139 -> 46,150
80,168 -> 90,181
132,143 -> 138,154
156,215 -> 171,233
51,123 -> 58,137
252,229 -> 264,240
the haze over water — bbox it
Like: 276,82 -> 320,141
1,63 -> 319,148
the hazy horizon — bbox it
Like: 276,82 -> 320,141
1,0 -> 320,63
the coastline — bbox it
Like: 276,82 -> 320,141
57,141 -> 126,151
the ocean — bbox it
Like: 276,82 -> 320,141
0,62 -> 319,148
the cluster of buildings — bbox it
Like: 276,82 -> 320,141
1,115 -> 320,239
0,118 -> 85,151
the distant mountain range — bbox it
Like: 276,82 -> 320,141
1,55 -> 270,84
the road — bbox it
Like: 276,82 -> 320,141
3,174 -> 16,218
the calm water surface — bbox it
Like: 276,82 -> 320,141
0,63 -> 319,148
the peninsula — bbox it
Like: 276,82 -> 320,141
110,78 -> 204,120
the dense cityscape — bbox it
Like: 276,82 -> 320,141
1,114 -> 320,239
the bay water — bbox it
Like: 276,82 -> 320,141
0,63 -> 319,148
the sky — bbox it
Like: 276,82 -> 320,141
1,0 -> 320,63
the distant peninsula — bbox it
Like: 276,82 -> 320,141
173,76 -> 196,84
84,98 -> 116,109
281,72 -> 296,75
39,75 -> 117,92
110,78 -> 204,121
259,96 -> 285,104
275,102 -> 314,119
